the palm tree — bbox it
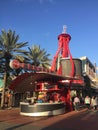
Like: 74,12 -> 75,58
27,45 -> 51,69
0,29 -> 28,108
25,45 -> 51,97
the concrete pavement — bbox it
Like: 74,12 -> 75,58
0,108 -> 98,130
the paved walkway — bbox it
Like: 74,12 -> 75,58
0,108 -> 98,130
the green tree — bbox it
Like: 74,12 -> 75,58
0,29 -> 28,108
25,45 -> 51,97
27,45 -> 51,68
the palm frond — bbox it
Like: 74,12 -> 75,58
26,45 -> 51,68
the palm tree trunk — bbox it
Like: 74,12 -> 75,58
1,72 -> 7,109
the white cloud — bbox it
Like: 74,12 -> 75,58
15,0 -> 55,4
38,0 -> 55,4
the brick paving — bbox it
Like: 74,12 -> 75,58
0,108 -> 98,130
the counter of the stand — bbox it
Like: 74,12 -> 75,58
20,102 -> 65,116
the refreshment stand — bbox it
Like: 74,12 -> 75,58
9,27 -> 84,116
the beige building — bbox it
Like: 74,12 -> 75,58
80,56 -> 98,96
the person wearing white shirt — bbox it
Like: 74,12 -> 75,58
74,96 -> 80,111
84,96 -> 91,109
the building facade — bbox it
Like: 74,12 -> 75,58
80,56 -> 98,96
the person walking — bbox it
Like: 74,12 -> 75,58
73,96 -> 80,111
84,96 -> 91,110
91,96 -> 98,110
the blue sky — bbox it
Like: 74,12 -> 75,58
0,0 -> 98,66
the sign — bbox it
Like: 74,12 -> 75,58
0,79 -> 4,88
